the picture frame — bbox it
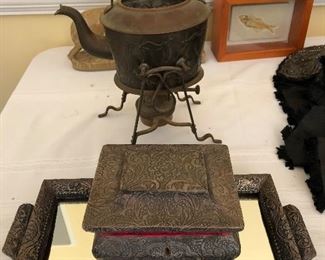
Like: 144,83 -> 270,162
211,0 -> 314,61
2,175 -> 316,260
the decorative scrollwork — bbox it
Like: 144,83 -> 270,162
83,145 -> 242,233
12,179 -> 92,260
2,204 -> 34,259
3,174 -> 316,260
93,232 -> 240,259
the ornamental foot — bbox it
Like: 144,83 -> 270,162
176,92 -> 201,105
98,92 -> 127,118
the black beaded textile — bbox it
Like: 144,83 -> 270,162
274,45 -> 325,213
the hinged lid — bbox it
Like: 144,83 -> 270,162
83,145 -> 244,232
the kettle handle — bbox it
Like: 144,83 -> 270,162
105,0 -> 114,14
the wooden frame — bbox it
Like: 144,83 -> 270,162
211,0 -> 314,61
2,175 -> 316,260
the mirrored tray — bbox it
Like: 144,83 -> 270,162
2,175 -> 316,260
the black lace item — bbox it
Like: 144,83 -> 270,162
274,45 -> 325,213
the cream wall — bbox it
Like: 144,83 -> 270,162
0,6 -> 324,112
0,15 -> 73,112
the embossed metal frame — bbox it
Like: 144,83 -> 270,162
2,175 -> 316,260
84,145 -> 243,233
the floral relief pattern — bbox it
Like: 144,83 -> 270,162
83,145 -> 244,233
2,204 -> 34,259
3,175 -> 316,260
120,150 -> 208,192
93,232 -> 240,259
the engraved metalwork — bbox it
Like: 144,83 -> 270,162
55,2 -> 217,145
3,174 -> 316,260
3,175 -> 316,260
120,150 -> 207,192
234,175 -> 317,260
284,205 -> 317,260
55,1 -> 209,91
2,179 -> 92,260
93,232 -> 241,259
83,145 -> 243,233
2,204 -> 34,259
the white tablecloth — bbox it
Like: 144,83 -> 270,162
1,38 -> 324,260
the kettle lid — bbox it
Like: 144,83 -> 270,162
101,0 -> 210,35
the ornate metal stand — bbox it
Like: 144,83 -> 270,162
176,85 -> 201,105
98,91 -> 127,118
99,59 -> 220,145
131,60 -> 220,144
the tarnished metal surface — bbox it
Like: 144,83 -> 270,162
3,175 -> 316,260
55,5 -> 113,60
113,67 -> 204,95
2,204 -> 34,259
83,145 -> 244,233
56,1 -> 208,90
106,23 -> 207,90
101,0 -> 210,35
93,232 -> 241,259
55,1 -> 212,144
284,205 -> 317,260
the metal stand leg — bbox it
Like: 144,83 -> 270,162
176,92 -> 201,105
135,118 -> 161,138
176,84 -> 201,105
131,82 -> 146,145
131,61 -> 220,144
98,91 -> 127,118
182,85 -> 221,144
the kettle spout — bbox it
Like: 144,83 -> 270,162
55,5 -> 113,60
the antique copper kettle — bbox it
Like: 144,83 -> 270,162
55,0 -> 210,92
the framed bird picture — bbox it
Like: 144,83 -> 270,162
211,0 -> 314,61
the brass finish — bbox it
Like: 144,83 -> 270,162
101,0 -> 210,35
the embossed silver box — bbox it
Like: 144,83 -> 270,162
83,144 -> 244,259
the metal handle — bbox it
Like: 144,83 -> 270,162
2,204 -> 34,259
283,204 -> 317,260
105,0 -> 114,13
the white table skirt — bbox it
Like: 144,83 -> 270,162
1,37 -> 324,259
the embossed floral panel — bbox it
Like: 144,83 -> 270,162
83,144 -> 244,233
